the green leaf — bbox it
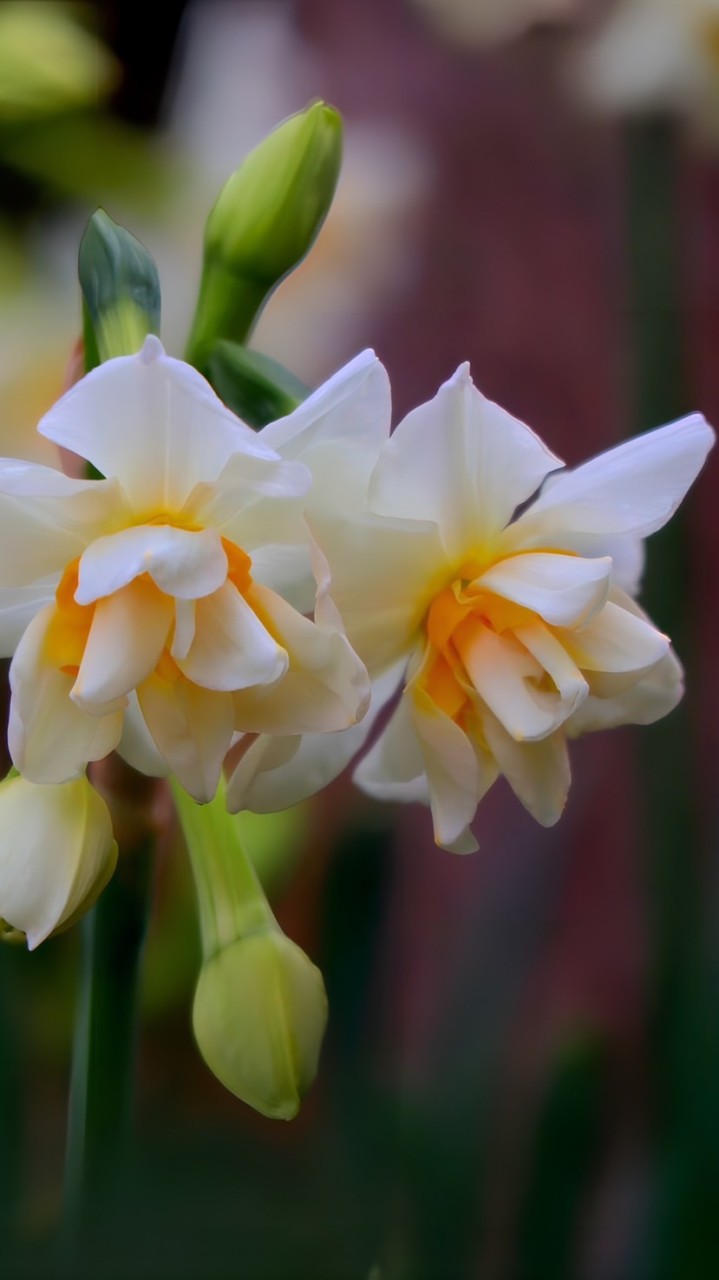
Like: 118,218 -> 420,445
206,341 -> 307,428
78,208 -> 160,369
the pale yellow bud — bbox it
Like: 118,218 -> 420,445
0,774 -> 117,948
193,928 -> 328,1120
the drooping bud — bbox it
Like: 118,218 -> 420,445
185,101 -> 342,369
193,928 -> 327,1120
172,779 -> 327,1118
0,773 -> 117,949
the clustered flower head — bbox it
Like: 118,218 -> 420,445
0,334 -> 712,1108
0,339 -> 712,893
0,103 -> 713,1118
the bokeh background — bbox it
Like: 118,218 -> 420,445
1,2 -> 719,1277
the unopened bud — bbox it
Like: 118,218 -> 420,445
0,774 -> 117,948
186,101 -> 342,367
193,927 -> 327,1119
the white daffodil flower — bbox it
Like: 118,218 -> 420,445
579,0 -> 719,128
228,364 -> 713,854
0,773 -> 117,949
0,337 -> 372,802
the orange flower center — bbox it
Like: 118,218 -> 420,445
44,533 -> 253,680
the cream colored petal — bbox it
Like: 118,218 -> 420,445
354,690 -> 431,806
72,578 -> 173,710
8,605 -> 124,783
369,364 -> 561,558
410,684 -> 491,852
310,509 -> 447,669
562,597 -> 669,675
516,412 -> 714,545
226,659 -> 406,814
0,577 -> 56,657
177,582 -> 288,692
455,626 -> 567,741
0,775 -> 117,949
481,708 -> 570,827
514,620 -> 588,716
0,461 -> 128,586
39,336 -> 288,513
116,692 -> 170,778
76,525 -> 228,605
478,552 -> 611,628
262,349 -> 392,516
138,673 -> 234,802
230,583 -> 369,735
567,647 -> 683,735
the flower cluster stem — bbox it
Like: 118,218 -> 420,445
61,835 -> 155,1243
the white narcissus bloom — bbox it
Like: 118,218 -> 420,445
0,773 -> 116,949
227,364 -> 714,854
0,336 -> 372,803
578,0 -> 719,128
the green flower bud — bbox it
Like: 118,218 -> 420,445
172,779 -> 328,1118
79,209 -> 161,371
186,101 -> 342,368
193,927 -> 327,1120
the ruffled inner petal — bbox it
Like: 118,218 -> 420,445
76,525 -> 228,605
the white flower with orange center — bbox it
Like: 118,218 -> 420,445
0,336 -> 370,802
227,364 -> 714,853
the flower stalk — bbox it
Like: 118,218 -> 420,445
62,824 -> 155,1238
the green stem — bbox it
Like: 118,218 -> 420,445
625,116 -> 719,1279
171,778 -> 275,958
62,840 -> 155,1241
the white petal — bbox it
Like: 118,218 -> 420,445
137,673 -> 233,802
567,647 -> 683,735
311,509 -> 447,669
171,599 -> 196,661
39,336 -> 289,512
231,584 -> 369,734
76,525 -> 228,605
227,659 -> 406,814
182,459 -> 311,551
72,578 -> 173,709
0,577 -> 56,657
517,413 -> 714,544
8,605 -> 123,783
369,365 -> 561,558
354,691 -> 431,805
0,460 -> 129,586
116,692 -> 170,777
248,543 -> 315,615
0,775 -> 117,949
455,626 -> 568,741
178,582 -> 288,692
410,684 -> 491,852
514,620 -> 588,714
481,708 -> 570,827
478,552 -> 611,628
563,596 -> 670,675
262,349 -> 392,514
